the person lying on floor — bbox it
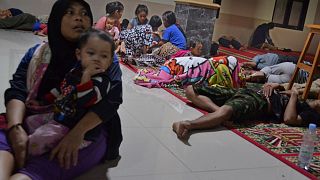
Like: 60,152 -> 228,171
134,55 -> 245,88
172,83 -> 320,139
244,62 -> 308,84
0,8 -> 37,30
242,53 -> 299,70
170,38 -> 203,58
218,35 -> 246,51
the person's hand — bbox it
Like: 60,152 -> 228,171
26,100 -> 40,106
50,130 -> 84,169
83,62 -> 105,77
81,62 -> 105,83
280,87 -> 299,97
263,83 -> 279,97
8,125 -> 28,168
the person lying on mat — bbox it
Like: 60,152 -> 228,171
172,83 -> 320,139
244,62 -> 309,84
218,35 -> 246,51
241,53 -> 299,70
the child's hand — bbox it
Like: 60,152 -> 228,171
81,62 -> 105,83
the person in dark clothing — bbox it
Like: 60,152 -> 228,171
250,22 -> 277,50
0,8 -> 36,30
173,83 -> 320,139
0,8 -> 23,19
218,35 -> 245,50
0,0 -> 122,179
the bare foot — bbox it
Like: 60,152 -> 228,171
172,121 -> 191,139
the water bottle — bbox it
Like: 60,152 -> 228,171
298,123 -> 317,170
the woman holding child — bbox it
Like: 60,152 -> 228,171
0,0 -> 123,179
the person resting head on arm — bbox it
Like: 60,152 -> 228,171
172,82 -> 320,139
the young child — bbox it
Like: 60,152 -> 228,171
121,18 -> 129,31
156,11 -> 187,50
127,4 -> 149,29
95,1 -> 124,32
25,29 -> 116,156
120,15 -> 162,57
95,15 -> 119,41
148,15 -> 162,46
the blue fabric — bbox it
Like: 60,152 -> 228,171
32,21 -> 41,31
113,52 -> 119,63
253,53 -> 279,70
8,8 -> 23,16
160,66 -> 170,74
162,24 -> 186,49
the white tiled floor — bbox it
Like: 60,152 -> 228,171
0,30 -> 310,180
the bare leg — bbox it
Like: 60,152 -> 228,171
185,85 -> 219,113
0,150 -> 15,180
10,173 -> 32,180
173,105 -> 233,139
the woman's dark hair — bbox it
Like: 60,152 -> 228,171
78,29 -> 115,58
121,19 -> 129,30
149,15 -> 162,29
135,4 -> 148,15
267,22 -> 275,29
40,0 -> 93,98
188,38 -> 202,49
106,1 -> 124,15
162,11 -> 186,39
162,11 -> 176,26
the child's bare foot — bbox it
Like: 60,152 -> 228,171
172,121 -> 191,139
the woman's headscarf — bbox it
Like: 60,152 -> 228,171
38,0 -> 93,99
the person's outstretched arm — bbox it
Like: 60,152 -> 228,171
281,88 -> 302,125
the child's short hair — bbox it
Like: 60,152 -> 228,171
78,29 -> 116,58
149,15 -> 162,28
121,19 -> 129,30
106,1 -> 124,15
135,4 -> 148,15
188,38 -> 202,49
210,42 -> 219,56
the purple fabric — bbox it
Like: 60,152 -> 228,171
0,130 -> 107,180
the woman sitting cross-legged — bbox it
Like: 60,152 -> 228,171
0,0 -> 123,179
